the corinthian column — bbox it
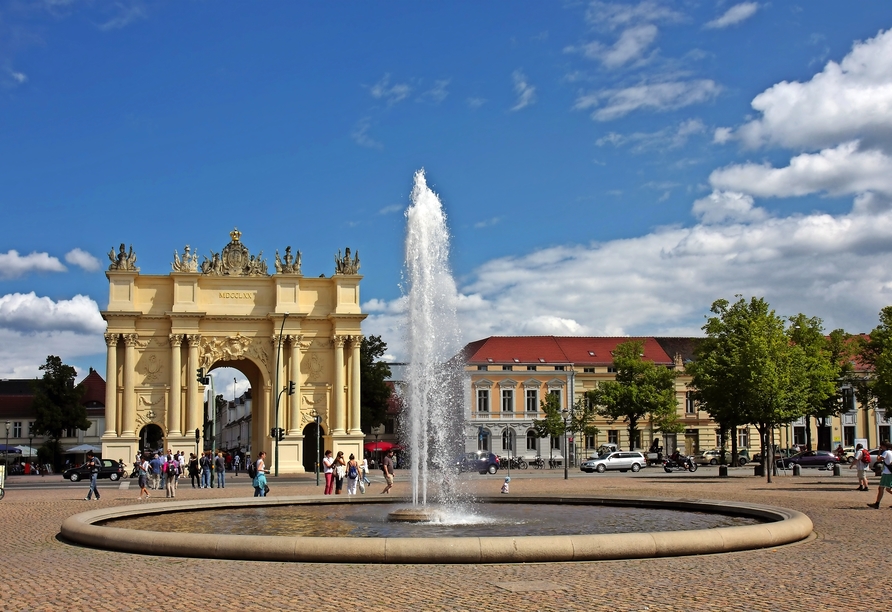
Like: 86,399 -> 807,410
288,335 -> 302,435
168,334 -> 183,437
103,333 -> 119,436
332,336 -> 346,434
186,334 -> 201,432
121,333 -> 138,436
349,336 -> 362,435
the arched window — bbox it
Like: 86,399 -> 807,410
477,428 -> 491,451
501,429 -> 516,452
526,430 -> 538,452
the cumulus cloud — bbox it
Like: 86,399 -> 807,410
0,250 -> 66,279
691,191 -> 768,224
0,292 -> 106,335
704,3 -> 759,30
510,70 -> 536,111
65,248 -> 101,271
369,74 -> 412,106
0,328 -> 106,380
575,79 -> 720,120
735,28 -> 892,150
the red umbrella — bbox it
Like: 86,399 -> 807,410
363,441 -> 401,452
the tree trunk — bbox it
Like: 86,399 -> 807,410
804,414 -> 812,451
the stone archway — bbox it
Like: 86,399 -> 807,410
302,421 -> 325,473
100,229 -> 367,473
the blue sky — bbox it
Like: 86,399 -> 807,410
2,1 -> 892,394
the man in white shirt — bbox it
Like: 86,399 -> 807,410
868,440 -> 892,509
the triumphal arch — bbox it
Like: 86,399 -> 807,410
100,229 -> 366,472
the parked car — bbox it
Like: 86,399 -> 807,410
775,450 -> 839,470
63,459 -> 124,482
693,449 -> 749,466
580,451 -> 646,473
456,451 -> 500,474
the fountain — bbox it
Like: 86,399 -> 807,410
60,170 -> 814,563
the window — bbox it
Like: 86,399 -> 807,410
501,389 -> 514,415
548,389 -> 561,407
526,431 -> 538,451
844,426 -> 855,446
607,366 -> 618,373
64,427 -> 76,438
502,429 -> 515,451
527,365 -> 537,371
793,426 -> 806,446
608,430 -> 618,445
477,365 -> 488,371
715,433 -> 722,448
737,428 -> 749,448
502,365 -> 512,371
477,389 -> 490,413
477,429 -> 491,451
13,421 -> 22,438
583,367 -> 595,373
585,434 -> 595,450
28,421 -> 35,436
384,417 -> 396,434
630,431 -> 641,449
550,435 -> 561,450
555,365 -> 565,371
685,392 -> 696,415
526,389 -> 538,413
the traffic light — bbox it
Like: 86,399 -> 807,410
287,381 -> 296,395
269,427 -> 285,441
194,428 -> 200,443
196,368 -> 209,384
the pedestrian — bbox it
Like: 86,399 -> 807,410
333,451 -> 347,494
322,450 -> 334,495
868,441 -> 892,509
361,455 -> 371,487
346,453 -> 360,495
188,453 -> 200,488
214,451 -> 226,488
136,461 -> 150,501
149,453 -> 162,490
199,451 -> 212,488
233,454 -> 241,476
83,451 -> 101,501
381,450 -> 394,494
501,476 -> 510,494
164,455 -> 179,498
253,451 -> 268,497
850,443 -> 871,491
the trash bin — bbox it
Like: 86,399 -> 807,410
833,463 -> 841,476
792,463 -> 801,476
754,464 -> 764,476
719,465 -> 728,478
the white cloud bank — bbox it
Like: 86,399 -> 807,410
0,250 -> 66,278
704,3 -> 759,30
364,26 -> 892,361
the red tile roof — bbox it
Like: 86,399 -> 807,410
463,336 -> 673,366
80,369 -> 106,406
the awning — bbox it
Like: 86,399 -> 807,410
14,445 -> 39,456
363,441 -> 402,452
66,444 -> 102,454
0,444 -> 22,454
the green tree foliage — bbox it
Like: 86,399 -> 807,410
587,340 -> 678,451
359,335 -> 393,431
31,355 -> 88,442
532,391 -> 565,459
687,297 -> 809,481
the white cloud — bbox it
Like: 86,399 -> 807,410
466,97 -> 487,109
704,3 -> 760,30
0,328 -> 106,380
369,74 -> 412,106
577,24 -> 658,68
575,79 -> 720,120
65,248 -> 101,271
691,190 -> 768,224
351,117 -> 383,149
97,1 -> 146,31
510,70 -> 536,111
474,217 -> 502,229
0,292 -> 106,335
419,79 -> 450,104
710,141 -> 892,199
0,250 -> 66,279
736,28 -> 892,150
378,204 -> 404,215
584,1 -> 684,30
597,118 -> 706,151
713,126 -> 733,144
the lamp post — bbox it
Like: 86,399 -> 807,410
562,409 -> 569,480
4,421 -> 9,473
273,312 -> 289,477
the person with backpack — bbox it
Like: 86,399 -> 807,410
164,456 -> 179,498
83,451 -> 101,501
345,453 -> 360,495
199,451 -> 212,489
252,451 -> 268,497
333,451 -> 347,495
868,441 -> 892,509
850,443 -> 871,491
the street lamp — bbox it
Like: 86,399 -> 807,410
4,421 -> 9,473
562,409 -> 569,480
273,312 -> 289,477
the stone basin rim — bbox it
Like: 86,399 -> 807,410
60,494 -> 813,564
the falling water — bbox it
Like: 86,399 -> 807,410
403,169 -> 464,507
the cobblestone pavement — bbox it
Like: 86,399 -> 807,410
0,467 -> 882,611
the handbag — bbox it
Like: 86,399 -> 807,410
263,484 -> 270,494
358,479 -> 366,494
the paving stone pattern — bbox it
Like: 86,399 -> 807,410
0,469 -> 881,611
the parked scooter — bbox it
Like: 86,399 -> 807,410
663,456 -> 698,473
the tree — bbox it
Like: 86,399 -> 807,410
532,392 -> 564,461
31,356 -> 88,466
687,297 -> 809,482
587,340 -> 678,451
359,335 -> 393,432
861,307 -> 892,419
786,314 -> 840,451
571,397 -> 600,454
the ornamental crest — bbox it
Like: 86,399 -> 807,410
200,228 -> 269,276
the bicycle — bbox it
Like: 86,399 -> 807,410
531,456 -> 544,469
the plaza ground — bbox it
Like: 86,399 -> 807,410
0,466 -> 880,611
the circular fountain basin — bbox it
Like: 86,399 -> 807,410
60,494 -> 813,564
388,507 -> 443,523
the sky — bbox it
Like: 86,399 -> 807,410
2,1 -> 892,397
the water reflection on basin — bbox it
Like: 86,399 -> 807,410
108,503 -> 760,538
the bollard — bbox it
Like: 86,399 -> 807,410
719,465 -> 728,478
833,463 -> 841,477
754,464 -> 764,477
792,463 -> 801,476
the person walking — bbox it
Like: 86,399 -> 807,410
850,443 -> 871,491
149,453 -> 162,490
252,451 -> 268,497
361,456 -> 371,487
233,454 -> 241,476
346,454 -> 360,495
214,451 -> 226,488
83,451 -> 101,501
869,441 -> 892,508
199,451 -> 212,489
164,455 -> 179,498
381,450 -> 395,494
333,451 -> 347,494
188,453 -> 200,488
322,450 -> 335,495
136,460 -> 150,501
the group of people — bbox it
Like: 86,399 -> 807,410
321,449 -> 395,495
857,441 -> 892,509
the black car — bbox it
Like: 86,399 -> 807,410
63,459 -> 124,482
456,451 -> 500,474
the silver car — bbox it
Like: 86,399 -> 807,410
580,451 -> 646,473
